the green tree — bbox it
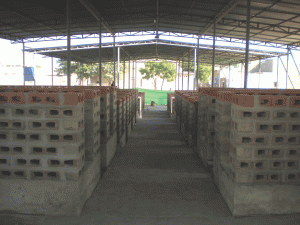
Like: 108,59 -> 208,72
139,61 -> 176,90
181,61 -> 212,85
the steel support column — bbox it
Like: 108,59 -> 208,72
290,50 -> 300,76
117,46 -> 120,88
244,0 -> 251,89
182,57 -> 184,90
51,57 -> 54,86
178,60 -> 180,90
23,41 -> 25,86
228,64 -> 231,88
128,57 -> 130,89
196,38 -> 199,90
212,23 -> 216,88
132,61 -> 135,89
187,51 -> 190,90
258,59 -> 261,88
286,47 -> 289,89
279,57 -> 294,89
113,35 -> 116,85
99,22 -> 102,86
67,0 -> 71,86
135,61 -> 137,89
175,62 -> 177,91
123,54 -> 125,89
277,56 -> 279,88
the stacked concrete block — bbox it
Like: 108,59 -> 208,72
117,96 -> 126,147
167,93 -> 175,116
138,92 -> 145,118
186,96 -> 198,148
108,87 -> 117,137
0,90 -> 101,216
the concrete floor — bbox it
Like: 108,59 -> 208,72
1,106 -> 300,225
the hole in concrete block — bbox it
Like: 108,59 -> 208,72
0,134 -> 6,139
63,135 -> 73,140
0,122 -> 8,128
255,162 -> 264,168
277,112 -> 286,118
13,147 -> 22,152
257,112 -> 267,118
212,99 -> 216,103
243,112 -> 252,117
0,147 -> 9,152
257,150 -> 266,156
63,110 -> 73,116
64,160 -> 74,166
292,125 -> 300,131
294,100 -> 300,105
50,135 -> 59,141
100,98 -> 104,102
12,122 -> 22,128
33,172 -> 43,177
16,134 -> 26,140
275,137 -> 284,143
240,162 -> 249,168
256,175 -> 264,180
2,171 -> 11,176
290,112 -> 299,118
0,109 -> 5,114
14,171 -> 24,177
273,125 -> 282,130
32,122 -> 41,128
255,138 -> 265,143
32,96 -> 41,103
260,125 -> 268,131
46,147 -> 56,153
47,172 -> 58,178
29,109 -> 38,115
260,100 -> 269,105
30,159 -> 40,165
17,159 -> 26,165
289,150 -> 297,156
288,137 -> 297,143
100,114 -> 105,119
15,109 -> 25,115
211,116 -> 215,120
30,134 -> 39,140
50,160 -> 60,165
46,97 -> 56,103
288,174 -> 296,180
46,122 -> 55,128
50,110 -> 59,116
0,159 -> 7,164
33,147 -> 42,153
276,100 -> 284,105
288,162 -> 296,168
273,162 -> 281,167
272,150 -> 280,156
270,175 -> 279,180
242,137 -> 252,143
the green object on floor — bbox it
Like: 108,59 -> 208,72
138,88 -> 174,105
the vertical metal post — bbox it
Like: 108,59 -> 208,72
117,46 -> 120,88
244,0 -> 251,89
51,57 -> 54,86
286,47 -> 289,89
187,50 -> 190,90
212,23 -> 216,88
194,47 -> 197,90
182,57 -> 184,90
23,41 -> 25,86
99,22 -> 102,86
178,60 -> 180,90
276,56 -> 279,88
128,57 -> 130,89
135,61 -> 137,89
196,38 -> 199,90
258,59 -> 261,88
123,54 -> 125,89
132,61 -> 135,89
67,0 -> 71,86
228,64 -> 231,88
241,63 -> 243,88
113,35 -> 116,85
175,62 -> 177,90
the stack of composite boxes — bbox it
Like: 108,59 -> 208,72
116,95 -> 126,147
138,92 -> 145,118
199,87 -> 300,216
0,88 -> 100,216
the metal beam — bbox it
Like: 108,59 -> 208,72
99,21 -> 102,86
196,38 -> 199,90
187,50 -> 190,90
123,55 -> 126,89
198,0 -> 240,35
155,0 -> 159,39
67,0 -> 71,86
113,35 -> 116,84
23,41 -> 25,86
128,56 -> 131,89
79,0 -> 115,35
212,23 -> 216,87
182,57 -> 184,90
244,0 -> 251,89
118,46 -> 120,88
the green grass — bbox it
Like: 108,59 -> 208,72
138,88 -> 174,105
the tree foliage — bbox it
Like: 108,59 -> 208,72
181,61 -> 212,84
139,60 -> 176,90
55,60 -> 127,85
